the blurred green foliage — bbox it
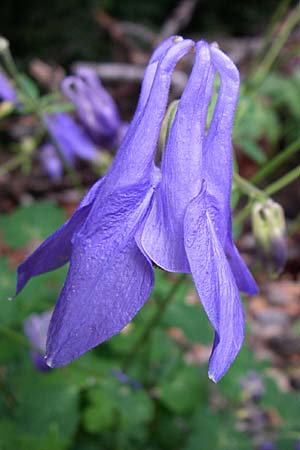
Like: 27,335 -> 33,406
1,1 -> 300,449
1,201 -> 300,450
0,0 -> 282,64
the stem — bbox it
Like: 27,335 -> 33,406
234,201 -> 253,226
0,154 -> 30,177
233,172 -> 267,200
251,2 -> 300,87
234,165 -> 300,225
266,164 -> 300,195
252,0 -> 291,68
251,139 -> 300,184
123,273 -> 187,371
1,46 -> 83,190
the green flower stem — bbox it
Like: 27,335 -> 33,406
251,139 -> 300,184
234,165 -> 300,225
251,0 -> 291,70
265,164 -> 300,195
233,172 -> 267,201
1,46 -> 83,190
123,273 -> 187,371
234,201 -> 253,226
251,1 -> 300,87
0,154 -> 30,177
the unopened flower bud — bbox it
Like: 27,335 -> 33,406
0,36 -> 9,54
251,199 -> 287,277
21,136 -> 36,156
0,100 -> 14,118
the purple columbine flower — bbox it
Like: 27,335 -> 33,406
16,36 -> 257,382
44,112 -> 98,164
23,311 -> 52,372
39,142 -> 64,181
258,442 -> 277,450
0,71 -> 17,102
62,68 -> 128,150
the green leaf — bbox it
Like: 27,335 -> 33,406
238,138 -> 267,164
184,409 -> 252,450
0,201 -> 66,249
11,371 -> 79,447
83,377 -> 154,437
164,287 -> 213,345
0,258 -> 17,324
83,387 -> 116,433
17,74 -> 40,100
158,365 -> 208,414
261,377 -> 300,430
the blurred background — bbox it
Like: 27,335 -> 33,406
1,1 -> 300,449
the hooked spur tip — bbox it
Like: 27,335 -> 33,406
208,372 -> 217,383
172,35 -> 184,43
210,41 -> 220,49
172,36 -> 195,54
45,355 -> 54,368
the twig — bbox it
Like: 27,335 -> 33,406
157,0 -> 199,43
93,10 -> 147,64
118,22 -> 156,46
72,62 -> 189,96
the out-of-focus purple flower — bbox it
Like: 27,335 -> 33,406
258,442 -> 277,450
39,142 -> 63,181
16,37 -> 257,382
0,71 -> 17,102
110,369 -> 142,390
23,311 -> 52,372
240,370 -> 265,402
295,440 -> 300,450
62,68 -> 128,149
44,112 -> 98,165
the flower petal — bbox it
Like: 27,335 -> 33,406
0,72 -> 17,102
184,183 -> 244,382
141,41 -> 214,272
62,71 -> 121,147
16,178 -> 103,295
225,238 -> 258,294
46,182 -> 155,367
44,113 -> 98,162
203,46 -> 240,246
105,37 -> 194,190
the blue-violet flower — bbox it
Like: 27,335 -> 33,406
62,67 -> 128,150
16,36 -> 258,382
44,112 -> 98,165
0,71 -> 17,102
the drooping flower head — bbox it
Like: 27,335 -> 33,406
16,36 -> 257,382
0,71 -> 16,102
62,68 -> 128,150
44,112 -> 98,165
23,311 -> 52,372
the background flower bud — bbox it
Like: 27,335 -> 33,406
0,36 -> 9,54
251,199 -> 287,277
